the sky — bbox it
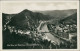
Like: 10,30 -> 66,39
1,1 -> 78,14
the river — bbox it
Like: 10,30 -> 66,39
37,22 -> 62,45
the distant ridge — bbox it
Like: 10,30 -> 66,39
37,9 -> 77,19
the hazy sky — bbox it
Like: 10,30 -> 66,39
1,1 -> 78,14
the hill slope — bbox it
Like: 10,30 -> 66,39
60,13 -> 77,25
8,9 -> 53,30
